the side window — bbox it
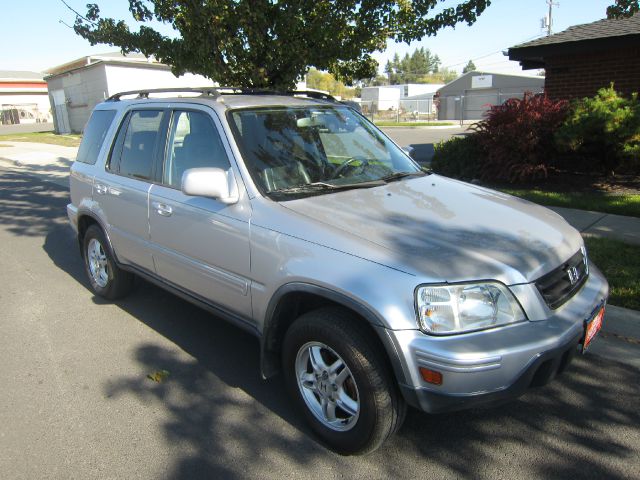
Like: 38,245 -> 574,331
116,110 -> 163,181
76,110 -> 116,165
163,110 -> 231,189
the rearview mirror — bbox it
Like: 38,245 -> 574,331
297,112 -> 357,133
181,168 -> 239,204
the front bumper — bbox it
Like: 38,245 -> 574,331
388,264 -> 609,414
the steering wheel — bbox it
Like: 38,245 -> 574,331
331,156 -> 370,179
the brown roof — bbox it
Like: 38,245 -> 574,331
514,14 -> 640,49
509,14 -> 640,69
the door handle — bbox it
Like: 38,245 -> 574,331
152,202 -> 173,217
95,183 -> 107,195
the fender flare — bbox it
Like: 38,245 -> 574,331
75,209 -> 120,263
260,282 -> 410,386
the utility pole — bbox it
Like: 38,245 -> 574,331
546,0 -> 559,36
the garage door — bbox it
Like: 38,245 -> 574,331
464,90 -> 499,120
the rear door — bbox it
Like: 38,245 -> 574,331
95,108 -> 167,272
148,107 -> 253,319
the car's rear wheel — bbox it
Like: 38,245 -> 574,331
282,307 -> 406,454
83,224 -> 134,299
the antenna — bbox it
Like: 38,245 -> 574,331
546,0 -> 560,36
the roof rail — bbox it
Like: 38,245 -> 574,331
288,90 -> 338,102
105,87 -> 340,103
106,87 -> 221,102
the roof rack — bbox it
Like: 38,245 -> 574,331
288,90 -> 338,102
106,87 -> 341,103
106,87 -> 221,102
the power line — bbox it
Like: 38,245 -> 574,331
438,33 -> 544,71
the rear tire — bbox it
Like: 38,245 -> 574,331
82,225 -> 134,300
282,307 -> 406,455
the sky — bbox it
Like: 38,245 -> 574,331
1,0 -> 615,76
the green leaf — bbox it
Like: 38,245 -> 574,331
147,370 -> 170,383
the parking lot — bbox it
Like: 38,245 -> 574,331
0,166 -> 639,479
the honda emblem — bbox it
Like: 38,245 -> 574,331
567,266 -> 580,285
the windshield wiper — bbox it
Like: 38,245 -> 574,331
380,171 -> 427,182
268,180 -> 385,197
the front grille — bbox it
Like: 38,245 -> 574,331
535,248 -> 589,309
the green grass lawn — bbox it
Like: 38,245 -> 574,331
584,236 -> 640,310
0,132 -> 82,147
501,189 -> 640,218
374,121 -> 455,127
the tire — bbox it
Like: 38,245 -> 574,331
282,307 -> 406,455
82,224 -> 134,300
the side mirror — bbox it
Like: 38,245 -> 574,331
181,168 -> 239,204
402,146 -> 415,158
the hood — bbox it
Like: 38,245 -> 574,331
279,175 -> 583,285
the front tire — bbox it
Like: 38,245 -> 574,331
82,225 -> 134,299
282,307 -> 406,455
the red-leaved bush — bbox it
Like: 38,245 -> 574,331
472,93 -> 569,182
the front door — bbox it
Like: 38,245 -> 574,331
148,107 -> 252,319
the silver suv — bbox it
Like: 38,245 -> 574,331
68,88 -> 608,454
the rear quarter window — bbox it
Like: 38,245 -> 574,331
76,110 -> 117,165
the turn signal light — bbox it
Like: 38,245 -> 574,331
419,367 -> 443,385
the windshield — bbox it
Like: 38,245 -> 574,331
228,106 -> 423,198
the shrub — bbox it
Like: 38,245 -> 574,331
556,85 -> 640,174
431,135 -> 482,180
472,93 -> 569,183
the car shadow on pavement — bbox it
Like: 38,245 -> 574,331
10,169 -> 636,479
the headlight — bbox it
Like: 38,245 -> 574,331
416,282 -> 526,335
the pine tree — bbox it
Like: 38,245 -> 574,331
463,60 -> 477,74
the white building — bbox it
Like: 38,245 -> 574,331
361,86 -> 401,111
45,52 -> 213,133
0,71 -> 52,126
361,84 -> 444,112
388,83 -> 444,99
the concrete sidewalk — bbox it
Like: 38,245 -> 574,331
549,206 -> 640,246
0,140 -> 638,367
0,141 -> 75,188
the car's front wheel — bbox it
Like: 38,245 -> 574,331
282,307 -> 406,454
83,224 -> 134,299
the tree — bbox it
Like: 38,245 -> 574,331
305,68 -> 356,98
463,60 -> 477,74
432,55 -> 442,73
607,0 -> 640,18
67,0 -> 493,89
426,68 -> 458,84
383,61 -> 394,85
